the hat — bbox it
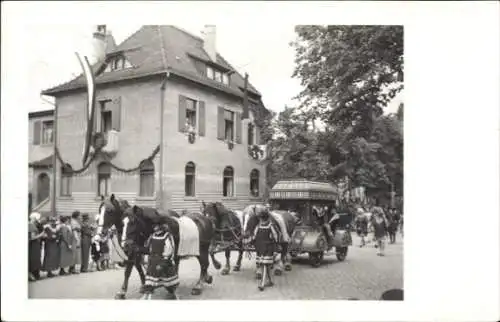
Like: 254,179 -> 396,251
82,213 -> 90,220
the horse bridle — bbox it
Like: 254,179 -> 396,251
206,203 -> 241,242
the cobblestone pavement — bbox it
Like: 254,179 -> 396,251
28,234 -> 403,300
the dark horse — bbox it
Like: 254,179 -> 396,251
96,195 -> 146,299
201,201 -> 245,275
97,195 -> 215,299
202,202 -> 297,278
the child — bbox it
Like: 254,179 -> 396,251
90,235 -> 103,271
142,223 -> 179,300
252,206 -> 278,291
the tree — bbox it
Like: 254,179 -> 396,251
290,25 -> 404,200
291,25 -> 403,138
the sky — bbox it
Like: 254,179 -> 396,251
25,24 -> 401,115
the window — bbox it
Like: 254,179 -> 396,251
41,120 -> 54,145
250,169 -> 260,197
223,166 -> 234,197
185,162 -> 196,197
247,123 -> 255,146
139,160 -> 155,197
97,162 -> 111,196
206,66 -> 214,79
60,165 -> 73,196
222,73 -> 229,85
224,109 -> 234,142
185,98 -> 197,129
101,110 -> 112,133
214,70 -> 222,83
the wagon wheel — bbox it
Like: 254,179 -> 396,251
309,251 -> 323,268
336,247 -> 348,261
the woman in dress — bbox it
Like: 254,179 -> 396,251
28,212 -> 45,281
42,216 -> 60,277
69,211 -> 82,274
80,213 -> 94,273
141,223 -> 179,300
251,207 -> 278,291
58,215 -> 73,275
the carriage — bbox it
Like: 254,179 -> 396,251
269,179 -> 353,267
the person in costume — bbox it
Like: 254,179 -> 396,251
142,223 -> 179,300
252,206 -> 278,291
371,207 -> 389,256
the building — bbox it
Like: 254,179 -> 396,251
28,109 -> 55,213
41,25 -> 270,216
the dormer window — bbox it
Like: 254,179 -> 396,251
206,65 -> 230,85
105,55 -> 132,72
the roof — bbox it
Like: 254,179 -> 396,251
41,26 -> 264,104
28,109 -> 54,119
269,179 -> 337,201
29,155 -> 53,168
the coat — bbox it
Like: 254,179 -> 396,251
59,224 -> 73,268
70,219 -> 82,266
42,224 -> 60,271
80,222 -> 94,270
28,222 -> 42,272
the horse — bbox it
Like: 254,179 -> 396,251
96,195 -> 148,299
201,201 -> 245,275
97,194 -> 215,299
241,204 -> 297,278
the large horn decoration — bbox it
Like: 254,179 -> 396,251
75,52 -> 97,165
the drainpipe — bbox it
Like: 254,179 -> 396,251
158,72 -> 169,209
51,100 -> 58,216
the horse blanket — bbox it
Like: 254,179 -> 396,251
173,216 -> 200,256
270,211 -> 290,243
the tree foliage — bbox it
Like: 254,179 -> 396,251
267,25 -> 406,201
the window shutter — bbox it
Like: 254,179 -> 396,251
33,121 -> 41,145
235,112 -> 242,144
94,102 -> 101,133
111,97 -> 121,131
217,106 -> 225,140
178,95 -> 187,132
198,101 -> 206,136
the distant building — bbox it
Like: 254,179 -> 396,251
41,25 -> 270,216
28,109 -> 54,213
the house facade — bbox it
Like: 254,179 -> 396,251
28,109 -> 55,213
41,25 -> 269,216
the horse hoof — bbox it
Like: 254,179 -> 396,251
191,288 -> 202,296
274,269 -> 282,276
115,293 -> 126,300
213,262 -> 221,270
233,266 -> 241,272
205,275 -> 213,284
258,286 -> 265,291
284,264 -> 292,271
221,268 -> 230,276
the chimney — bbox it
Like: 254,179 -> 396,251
90,25 -> 107,65
202,25 -> 217,62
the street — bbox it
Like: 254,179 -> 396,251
28,235 -> 403,300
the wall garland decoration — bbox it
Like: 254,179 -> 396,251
56,145 -> 160,175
